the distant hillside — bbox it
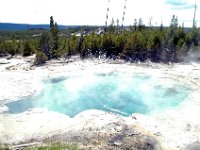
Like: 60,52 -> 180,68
0,23 -> 192,32
0,23 -> 71,31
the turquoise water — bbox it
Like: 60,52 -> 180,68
6,72 -> 191,117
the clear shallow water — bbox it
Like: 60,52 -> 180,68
6,71 -> 192,117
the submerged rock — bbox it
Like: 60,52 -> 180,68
0,105 -> 9,114
186,141 -> 200,150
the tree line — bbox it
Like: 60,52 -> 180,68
0,15 -> 200,64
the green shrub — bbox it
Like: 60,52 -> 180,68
23,40 -> 35,56
34,51 -> 48,65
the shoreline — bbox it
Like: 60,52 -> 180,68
1,56 -> 200,149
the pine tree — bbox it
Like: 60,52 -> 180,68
50,16 -> 59,58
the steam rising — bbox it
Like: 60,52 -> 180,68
6,71 -> 191,117
183,49 -> 200,63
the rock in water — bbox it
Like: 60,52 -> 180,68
186,141 -> 200,150
0,105 -> 9,113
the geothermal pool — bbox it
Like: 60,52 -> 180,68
6,71 -> 191,117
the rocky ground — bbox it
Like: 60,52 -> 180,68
0,56 -> 200,150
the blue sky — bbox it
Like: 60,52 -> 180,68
0,0 -> 199,27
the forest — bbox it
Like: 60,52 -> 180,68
0,15 -> 200,64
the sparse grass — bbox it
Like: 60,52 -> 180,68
24,143 -> 83,150
0,143 -> 82,150
0,144 -> 10,150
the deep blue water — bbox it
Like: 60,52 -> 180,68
6,72 -> 191,117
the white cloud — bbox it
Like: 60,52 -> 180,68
0,0 -> 199,27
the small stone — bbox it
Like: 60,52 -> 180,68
114,141 -> 122,146
154,132 -> 161,136
131,115 -> 137,120
186,123 -> 191,131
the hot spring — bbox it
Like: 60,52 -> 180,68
6,70 -> 191,117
